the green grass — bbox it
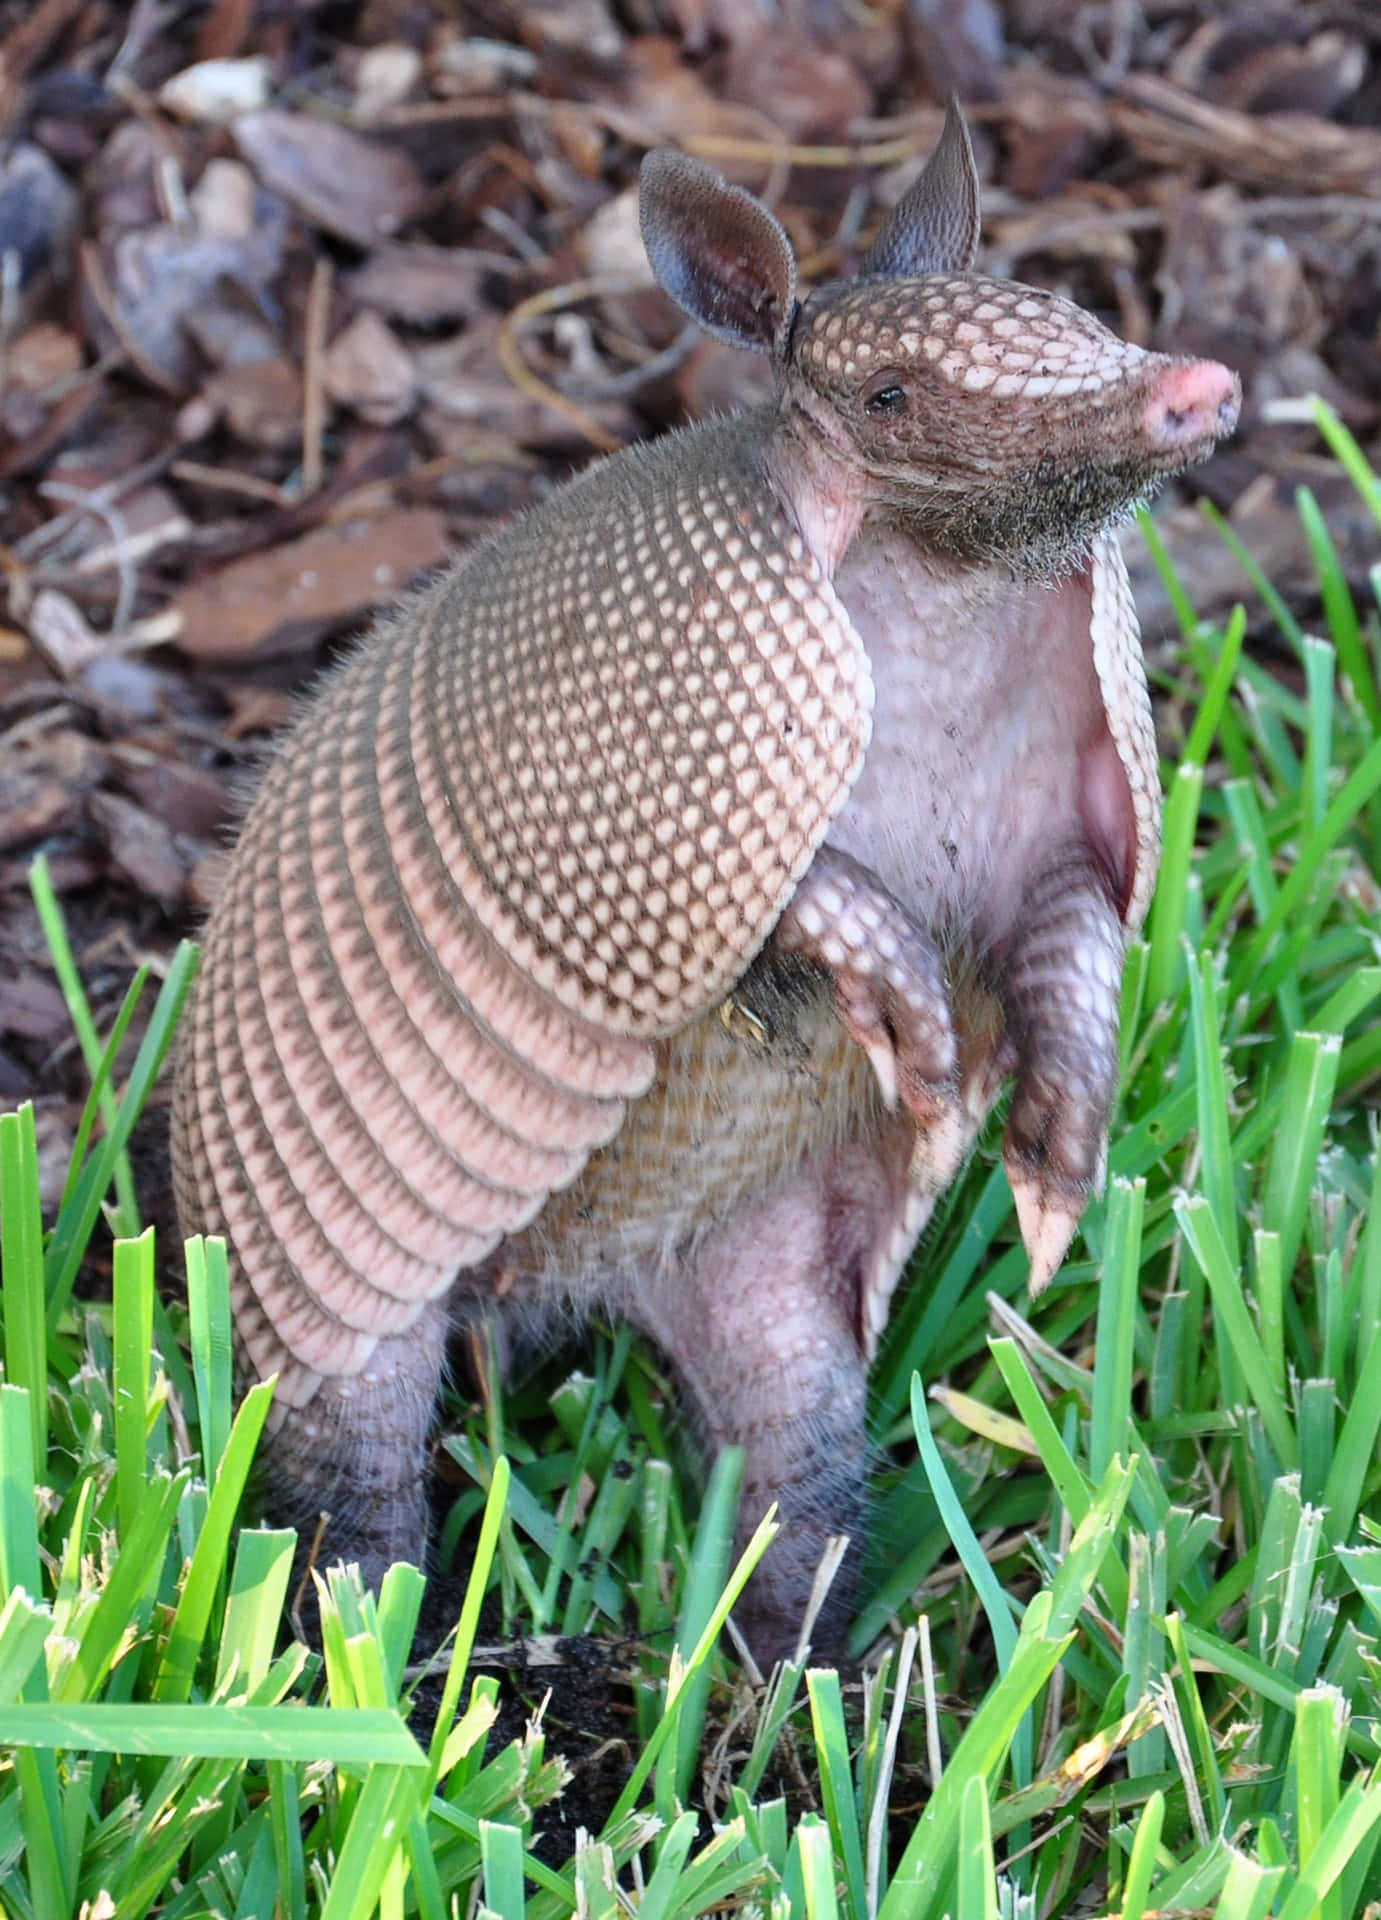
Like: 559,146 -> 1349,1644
2,395 -> 1381,1915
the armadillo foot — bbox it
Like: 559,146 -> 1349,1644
998,853 -> 1124,1292
778,844 -> 960,1135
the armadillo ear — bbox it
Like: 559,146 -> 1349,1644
640,150 -> 798,359
860,96 -> 981,277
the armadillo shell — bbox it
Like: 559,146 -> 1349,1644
173,414 -> 874,1398
1088,532 -> 1159,932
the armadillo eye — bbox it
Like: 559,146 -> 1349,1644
862,372 -> 908,417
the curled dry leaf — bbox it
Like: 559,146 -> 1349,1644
233,109 -> 428,247
89,790 -> 187,904
172,509 -> 451,661
323,311 -> 417,425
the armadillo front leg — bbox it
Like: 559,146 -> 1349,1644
776,847 -> 963,1188
999,853 -> 1125,1292
257,1300 -> 449,1593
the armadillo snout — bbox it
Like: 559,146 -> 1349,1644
1140,359 -> 1241,457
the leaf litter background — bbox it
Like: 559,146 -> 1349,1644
0,0 -> 1379,1841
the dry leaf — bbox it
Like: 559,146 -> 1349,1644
347,243 -> 498,325
173,509 -> 451,660
234,109 -> 427,247
324,311 -> 417,424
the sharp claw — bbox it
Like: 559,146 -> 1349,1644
1006,1156 -> 1084,1295
865,1039 -> 899,1112
860,1190 -> 935,1361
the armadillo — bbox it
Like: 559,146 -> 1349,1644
172,102 -> 1240,1660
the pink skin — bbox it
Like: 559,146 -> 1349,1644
1141,359 -> 1241,452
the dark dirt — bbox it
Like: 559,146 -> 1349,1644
2,0 -> 1378,1837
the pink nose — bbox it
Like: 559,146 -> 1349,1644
1142,359 -> 1241,449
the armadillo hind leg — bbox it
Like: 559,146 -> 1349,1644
257,1299 -> 450,1594
999,852 -> 1126,1293
776,846 -> 964,1184
626,1117 -> 920,1665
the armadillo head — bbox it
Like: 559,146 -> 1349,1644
640,103 -> 1241,574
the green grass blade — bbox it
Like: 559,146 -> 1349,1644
806,1667 -> 867,1920
1146,763 -> 1204,1007
429,1455 -> 509,1787
1296,485 -> 1378,731
153,1381 -> 274,1704
185,1236 -> 235,1478
30,852 -> 141,1237
480,1819 -> 528,1920
318,1764 -> 423,1920
1311,396 -> 1381,533
1091,1179 -> 1145,1482
113,1226 -> 157,1543
798,1815 -> 840,1920
1119,1787 -> 1164,1920
0,1701 -> 426,1762
54,1468 -> 189,1703
1260,1034 -> 1341,1286
1212,1850 -> 1284,1920
44,940 -> 198,1328
956,1771 -> 997,1920
216,1530 -> 296,1698
0,1384 -> 43,1602
666,1443 -> 741,1811
1174,1197 -> 1297,1471
0,1107 -> 48,1470
878,1598 -> 1071,1920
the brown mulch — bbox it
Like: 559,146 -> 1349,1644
2,0 -> 1379,1201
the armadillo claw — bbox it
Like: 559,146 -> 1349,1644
862,1036 -> 899,1112
777,846 -> 958,1129
1005,1147 -> 1086,1295
832,965 -> 957,1122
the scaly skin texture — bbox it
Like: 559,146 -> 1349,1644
173,102 -> 1241,1662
